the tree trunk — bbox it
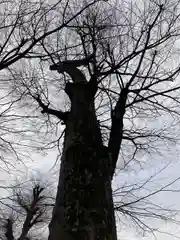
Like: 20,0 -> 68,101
48,81 -> 117,240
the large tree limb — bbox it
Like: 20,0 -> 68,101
33,95 -> 67,122
5,218 -> 14,240
108,87 -> 128,179
50,55 -> 93,82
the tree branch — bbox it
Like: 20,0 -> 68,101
50,54 -> 93,82
33,95 -> 67,122
5,218 -> 14,240
108,87 -> 129,179
0,0 -> 100,70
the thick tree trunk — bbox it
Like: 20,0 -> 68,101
48,81 -> 117,240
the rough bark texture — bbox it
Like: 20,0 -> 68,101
48,81 -> 117,240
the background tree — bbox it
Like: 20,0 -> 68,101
0,180 -> 54,240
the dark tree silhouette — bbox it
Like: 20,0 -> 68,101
4,0 -> 180,239
0,182 -> 53,240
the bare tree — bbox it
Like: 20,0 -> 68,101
0,181 -> 54,240
4,0 -> 180,239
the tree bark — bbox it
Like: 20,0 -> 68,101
48,81 -> 117,240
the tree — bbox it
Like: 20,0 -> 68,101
0,181 -> 54,240
5,0 -> 180,239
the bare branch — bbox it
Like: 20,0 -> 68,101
5,218 -> 14,240
50,54 -> 94,82
108,87 -> 128,178
33,95 -> 67,122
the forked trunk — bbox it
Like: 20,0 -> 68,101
48,81 -> 117,240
